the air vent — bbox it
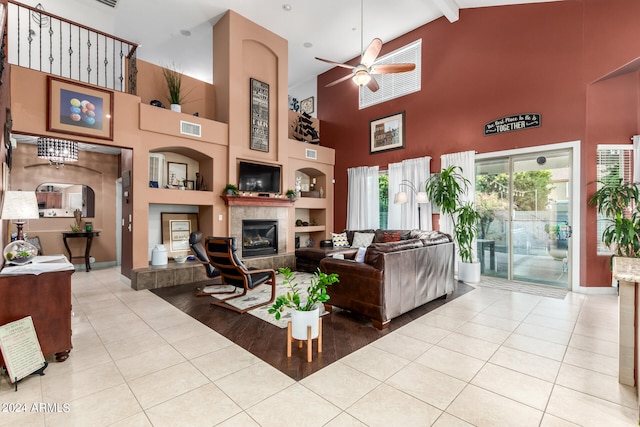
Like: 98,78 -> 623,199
95,0 -> 119,7
180,121 -> 201,137
305,148 -> 317,160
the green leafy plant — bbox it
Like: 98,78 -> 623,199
589,178 -> 640,258
163,63 -> 185,105
222,183 -> 239,196
268,267 -> 339,320
285,189 -> 296,198
70,224 -> 81,232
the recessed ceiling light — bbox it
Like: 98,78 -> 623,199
180,29 -> 191,36
303,42 -> 312,48
282,4 -> 292,11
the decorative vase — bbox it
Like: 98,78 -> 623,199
3,240 -> 38,265
170,104 -> 181,113
458,261 -> 481,283
291,306 -> 320,340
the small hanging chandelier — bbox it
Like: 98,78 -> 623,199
37,137 -> 79,168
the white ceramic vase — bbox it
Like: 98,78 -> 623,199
170,104 -> 181,113
458,261 -> 481,283
291,306 -> 320,340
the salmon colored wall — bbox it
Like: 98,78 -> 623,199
318,0 -> 640,287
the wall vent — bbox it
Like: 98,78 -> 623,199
305,148 -> 317,160
95,0 -> 119,8
149,153 -> 165,187
180,120 -> 202,137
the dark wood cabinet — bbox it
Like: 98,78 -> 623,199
36,192 -> 62,209
0,268 -> 73,365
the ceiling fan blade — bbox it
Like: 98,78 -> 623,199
325,73 -> 355,88
365,75 -> 379,92
371,63 -> 416,74
361,38 -> 383,67
315,57 -> 354,70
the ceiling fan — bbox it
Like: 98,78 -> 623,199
315,0 -> 416,92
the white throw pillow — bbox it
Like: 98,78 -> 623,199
355,247 -> 367,263
351,232 -> 375,248
332,232 -> 349,248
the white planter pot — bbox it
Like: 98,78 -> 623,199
458,261 -> 481,283
291,306 -> 319,340
170,104 -> 181,112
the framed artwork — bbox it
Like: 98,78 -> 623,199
369,111 -> 405,154
161,212 -> 198,258
184,180 -> 195,190
47,76 -> 113,140
300,96 -> 314,114
167,162 -> 187,187
250,78 -> 269,152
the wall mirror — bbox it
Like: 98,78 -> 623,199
36,183 -> 95,218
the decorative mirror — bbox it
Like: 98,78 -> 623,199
36,183 -> 95,218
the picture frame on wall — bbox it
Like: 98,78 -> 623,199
47,76 -> 114,140
167,162 -> 187,187
250,78 -> 269,152
369,111 -> 405,154
300,96 -> 314,115
161,212 -> 199,258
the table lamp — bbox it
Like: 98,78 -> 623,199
1,190 -> 40,241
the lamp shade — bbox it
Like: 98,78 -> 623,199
394,191 -> 408,204
416,191 -> 429,204
352,70 -> 371,87
1,191 -> 39,220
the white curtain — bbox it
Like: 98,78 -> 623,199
441,150 -> 476,260
633,135 -> 640,182
388,156 -> 431,230
346,166 -> 380,230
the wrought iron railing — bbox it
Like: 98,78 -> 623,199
6,1 -> 138,94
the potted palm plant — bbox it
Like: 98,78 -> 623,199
162,63 -> 185,112
222,183 -> 239,196
268,267 -> 339,340
425,165 -> 482,282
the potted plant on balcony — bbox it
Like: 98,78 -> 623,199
222,183 -> 239,196
268,267 -> 339,340
163,63 -> 186,112
285,189 -> 297,199
425,165 -> 482,282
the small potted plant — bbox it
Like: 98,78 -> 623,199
222,183 -> 239,196
163,63 -> 185,112
268,267 -> 339,340
285,189 -> 297,199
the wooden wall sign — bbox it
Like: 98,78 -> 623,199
250,78 -> 269,152
484,113 -> 541,136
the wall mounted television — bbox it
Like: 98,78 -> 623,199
238,161 -> 281,194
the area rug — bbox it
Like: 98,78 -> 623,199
478,276 -> 569,299
204,271 -> 324,328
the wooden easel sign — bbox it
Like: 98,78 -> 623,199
0,316 -> 46,384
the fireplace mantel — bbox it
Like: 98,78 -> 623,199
221,195 -> 296,207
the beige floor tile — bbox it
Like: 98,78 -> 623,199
0,411 -> 45,427
216,412 -> 261,426
539,413 -> 581,426
44,383 -> 142,427
468,312 -> 520,332
44,343 -> 113,375
546,385 -> 637,427
114,344 -> 186,381
437,332 -> 500,361
145,383 -> 241,427
523,312 -> 576,332
95,319 -> 156,345
471,363 -> 553,410
301,361 -> 380,410
447,384 -> 543,427
416,312 -> 468,331
433,413 -> 475,427
346,383 -> 442,427
386,362 -> 466,410
108,412 -> 153,427
191,345 -> 260,381
371,330 -> 433,360
572,322 -> 617,343
170,329 -> 234,359
455,321 -> 512,344
503,333 -> 567,361
481,304 -> 532,322
103,331 -> 168,361
432,305 -> 480,322
396,321 -> 451,344
489,346 -> 561,382
41,361 -> 125,403
514,322 -> 572,345
128,361 -> 210,409
324,412 -> 368,426
556,363 -> 636,408
155,318 -> 215,343
215,362 -> 295,409
562,346 -> 618,376
415,345 -> 485,382
340,345 -> 410,381
568,333 -> 617,357
246,383 -> 341,427
531,305 -> 580,322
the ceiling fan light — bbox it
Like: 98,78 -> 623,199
352,70 -> 371,87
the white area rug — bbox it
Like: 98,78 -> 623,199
477,276 -> 569,299
205,271 -> 326,328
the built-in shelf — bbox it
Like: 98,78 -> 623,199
221,195 -> 296,207
294,225 -> 325,233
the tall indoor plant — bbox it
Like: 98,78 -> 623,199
163,63 -> 185,112
425,165 -> 482,282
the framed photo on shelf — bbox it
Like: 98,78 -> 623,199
47,76 -> 114,140
369,111 -> 405,154
250,78 -> 269,152
161,212 -> 198,258
167,162 -> 187,187
184,180 -> 195,190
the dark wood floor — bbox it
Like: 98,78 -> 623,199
151,279 -> 475,381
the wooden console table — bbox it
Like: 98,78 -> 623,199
0,256 -> 74,365
62,231 -> 100,271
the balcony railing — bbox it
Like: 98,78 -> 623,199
6,0 -> 138,94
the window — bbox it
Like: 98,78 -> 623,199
595,145 -> 633,254
379,171 -> 389,229
359,39 -> 422,109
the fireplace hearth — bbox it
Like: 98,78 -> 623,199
242,220 -> 278,257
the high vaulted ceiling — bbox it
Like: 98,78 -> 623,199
41,0 -> 561,88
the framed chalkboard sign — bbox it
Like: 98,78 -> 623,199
250,78 -> 269,152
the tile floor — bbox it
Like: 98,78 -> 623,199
0,267 -> 637,426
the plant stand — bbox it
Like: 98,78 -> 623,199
286,318 -> 322,362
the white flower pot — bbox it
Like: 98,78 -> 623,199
291,306 -> 320,340
170,104 -> 181,113
458,261 -> 481,283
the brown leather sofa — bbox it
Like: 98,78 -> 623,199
318,230 -> 454,329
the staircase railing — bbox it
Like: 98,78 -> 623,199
6,0 -> 138,94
